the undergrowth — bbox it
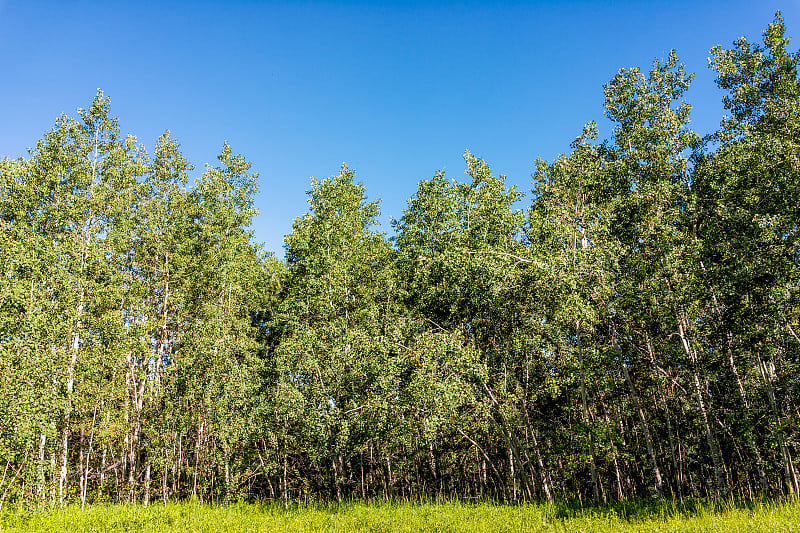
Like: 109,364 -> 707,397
1,497 -> 798,532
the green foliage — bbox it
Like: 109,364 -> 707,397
1,14 -> 800,508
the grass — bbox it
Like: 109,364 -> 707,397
1,498 -> 799,532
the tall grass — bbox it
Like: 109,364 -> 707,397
2,498 -> 798,532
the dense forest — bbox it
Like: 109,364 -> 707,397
1,15 -> 799,507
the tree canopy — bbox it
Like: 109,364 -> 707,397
1,14 -> 799,506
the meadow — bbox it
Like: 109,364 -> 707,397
2,499 -> 799,532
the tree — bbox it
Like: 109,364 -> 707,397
272,165 -> 403,500
695,12 -> 800,495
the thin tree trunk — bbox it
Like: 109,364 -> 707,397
677,317 -> 725,495
61,234 -> 87,508
385,454 -> 393,500
174,433 -> 181,497
528,424 -> 552,503
37,433 -> 46,505
49,450 -> 56,503
224,458 -> 230,500
577,320 -> 600,503
80,404 -> 97,509
456,427 -> 506,501
759,358 -> 799,495
645,333 -> 683,500
163,451 -> 169,505
482,382 -> 534,500
144,463 -> 151,506
193,421 -> 204,498
618,343 -> 663,497
704,271 -> 770,495
0,455 -> 24,513
59,422 -> 69,507
60,308 -> 82,507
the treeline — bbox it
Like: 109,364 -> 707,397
1,15 -> 799,507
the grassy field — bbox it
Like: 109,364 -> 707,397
1,498 -> 799,532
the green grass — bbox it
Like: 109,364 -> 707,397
2,498 -> 799,532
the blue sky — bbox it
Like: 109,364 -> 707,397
2,1 -> 799,256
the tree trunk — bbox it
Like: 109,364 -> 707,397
37,433 -> 46,505
677,317 -> 725,495
144,463 -> 151,506
193,421 -> 204,498
759,357 -> 799,495
645,333 -> 683,500
619,346 -> 663,497
577,320 -> 600,503
80,405 -> 96,509
529,425 -> 552,503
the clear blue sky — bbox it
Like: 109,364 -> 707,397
2,1 -> 799,256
